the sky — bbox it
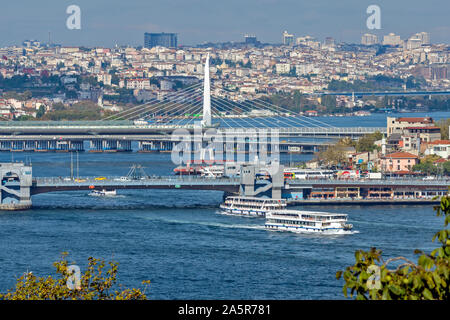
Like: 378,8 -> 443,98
0,0 -> 449,47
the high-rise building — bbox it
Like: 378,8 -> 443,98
244,34 -> 259,46
417,32 -> 430,45
361,33 -> 378,45
383,33 -> 403,46
282,31 -> 294,46
144,33 -> 178,49
324,37 -> 335,46
406,32 -> 431,49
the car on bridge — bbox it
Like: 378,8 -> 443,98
95,177 -> 107,181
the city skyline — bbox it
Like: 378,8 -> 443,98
0,0 -> 449,47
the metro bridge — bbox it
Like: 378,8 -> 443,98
0,54 -> 386,153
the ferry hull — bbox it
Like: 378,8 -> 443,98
265,224 -> 349,234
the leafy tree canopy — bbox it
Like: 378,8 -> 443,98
0,253 -> 150,300
337,194 -> 450,300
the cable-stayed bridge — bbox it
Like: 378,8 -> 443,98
0,55 -> 385,153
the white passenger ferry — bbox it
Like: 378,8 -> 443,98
265,210 -> 353,234
219,196 -> 287,217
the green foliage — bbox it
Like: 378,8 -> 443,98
261,91 -> 311,113
355,132 -> 382,153
2,91 -> 32,101
412,155 -> 442,175
321,95 -> 337,112
436,118 -> 450,140
36,105 -> 46,118
15,115 -> 35,121
41,101 -> 102,121
337,194 -> 450,300
0,253 -> 150,300
443,162 -> 450,176
317,144 -> 349,168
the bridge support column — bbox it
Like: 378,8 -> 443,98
11,141 -> 24,152
118,140 -> 132,152
239,164 -> 284,199
0,140 -> 11,151
138,141 -> 160,152
69,140 -> 84,152
35,140 -> 49,152
89,140 -> 103,152
0,162 -> 32,210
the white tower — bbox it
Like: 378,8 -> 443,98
202,53 -> 212,127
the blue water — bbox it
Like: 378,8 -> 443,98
0,111 -> 448,299
173,111 -> 450,128
0,151 -> 444,299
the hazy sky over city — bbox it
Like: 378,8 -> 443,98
0,0 -> 449,47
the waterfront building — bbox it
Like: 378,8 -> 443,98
144,33 -> 178,48
381,152 -> 419,173
424,140 -> 450,159
403,126 -> 441,144
387,117 -> 435,137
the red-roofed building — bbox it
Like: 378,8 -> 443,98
387,116 -> 436,137
381,151 -> 419,173
425,140 -> 450,159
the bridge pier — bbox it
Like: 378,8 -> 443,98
0,162 -> 32,211
89,139 -> 104,152
138,141 -> 159,152
239,164 -> 284,199
117,140 -> 132,152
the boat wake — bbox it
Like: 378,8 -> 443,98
143,216 -> 265,231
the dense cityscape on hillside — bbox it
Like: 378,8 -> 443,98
0,30 -> 449,121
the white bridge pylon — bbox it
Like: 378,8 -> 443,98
201,53 -> 212,128
101,54 -> 336,130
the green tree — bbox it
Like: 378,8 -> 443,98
443,161 -> 450,176
412,162 -> 438,175
36,105 -> 46,118
0,253 -> 150,300
336,194 -> 450,300
321,95 -> 337,112
317,144 -> 349,168
436,119 -> 450,140
355,132 -> 383,153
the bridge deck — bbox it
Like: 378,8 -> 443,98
31,176 -> 450,195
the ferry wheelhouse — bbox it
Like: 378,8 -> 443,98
220,196 -> 287,217
265,210 -> 352,234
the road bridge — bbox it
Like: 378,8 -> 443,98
2,162 -> 447,211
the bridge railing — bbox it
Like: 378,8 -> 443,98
33,176 -> 242,186
32,175 -> 450,187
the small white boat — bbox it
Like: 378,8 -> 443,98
89,189 -> 117,197
219,196 -> 287,217
265,209 -> 353,234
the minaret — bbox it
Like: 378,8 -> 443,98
202,53 -> 212,127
